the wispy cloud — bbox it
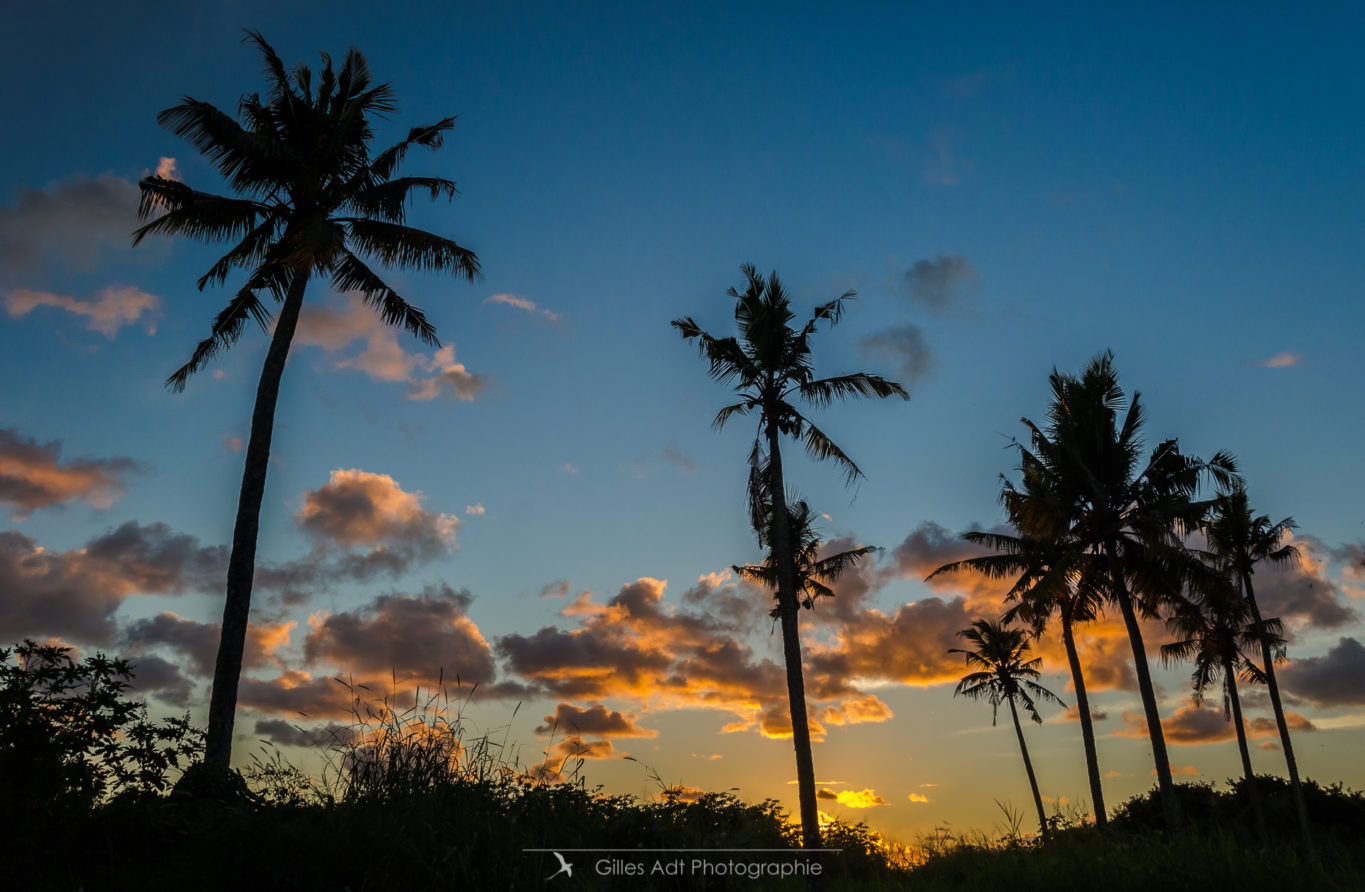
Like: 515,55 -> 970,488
4,285 -> 161,338
1259,352 -> 1299,368
484,293 -> 562,324
465,503 -> 485,516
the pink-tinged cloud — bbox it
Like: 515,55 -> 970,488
537,703 -> 658,738
221,435 -> 244,452
295,468 -> 460,554
465,503 -> 485,516
155,157 -> 181,181
560,462 -> 580,475
295,297 -> 490,400
483,293 -> 562,323
1259,352 -> 1299,368
303,584 -> 496,686
1251,533 -> 1357,630
407,345 -> 489,402
3,285 -> 160,338
0,427 -> 140,515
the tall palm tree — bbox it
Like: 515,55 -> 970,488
133,33 -> 481,775
1161,568 -> 1284,845
950,618 -> 1065,840
732,498 -> 877,616
673,265 -> 906,848
1012,352 -> 1237,834
1202,487 -> 1311,852
931,522 -> 1111,831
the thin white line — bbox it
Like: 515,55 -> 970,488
522,849 -> 843,853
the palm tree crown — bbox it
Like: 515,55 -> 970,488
134,32 -> 481,775
135,31 -> 480,390
733,499 -> 878,616
951,618 -> 1064,839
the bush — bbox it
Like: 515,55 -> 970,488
0,640 -> 203,816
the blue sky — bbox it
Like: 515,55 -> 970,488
2,1 -> 1363,840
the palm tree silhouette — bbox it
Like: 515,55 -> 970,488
1008,352 -> 1238,834
950,618 -> 1064,840
930,508 -> 1111,830
133,32 -> 481,774
1162,562 -> 1285,845
673,265 -> 905,848
732,499 -> 877,616
1201,486 -> 1312,853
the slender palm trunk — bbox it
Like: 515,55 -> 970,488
1008,695 -> 1049,841
1059,602 -> 1106,829
1242,572 -> 1313,855
764,419 -> 821,851
1105,545 -> 1182,835
204,270 -> 311,774
1224,657 -> 1268,845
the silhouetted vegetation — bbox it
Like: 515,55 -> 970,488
4,646 -> 1363,889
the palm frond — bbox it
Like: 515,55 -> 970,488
342,218 -> 481,280
331,250 -> 439,345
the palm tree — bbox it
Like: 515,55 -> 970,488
1161,567 -> 1284,845
673,265 -> 906,848
950,618 -> 1065,840
931,520 -> 1111,831
133,33 -> 481,775
1202,487 -> 1312,852
732,498 -> 877,616
1011,352 -> 1237,834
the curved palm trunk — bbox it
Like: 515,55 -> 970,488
1224,656 -> 1268,845
204,271 -> 311,774
1007,695 -> 1049,841
1242,572 -> 1313,855
1059,602 -> 1106,830
764,421 -> 821,851
1105,546 -> 1182,836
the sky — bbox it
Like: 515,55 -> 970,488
2,0 -> 1364,842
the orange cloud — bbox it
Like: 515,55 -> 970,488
0,427 -> 140,515
907,793 -> 931,803
296,468 -> 459,553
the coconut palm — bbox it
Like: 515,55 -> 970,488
1162,567 -> 1285,845
931,519 -> 1111,830
673,265 -> 906,848
133,33 -> 481,774
1202,487 -> 1311,852
950,618 -> 1065,840
1011,352 -> 1238,834
732,498 -> 877,616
